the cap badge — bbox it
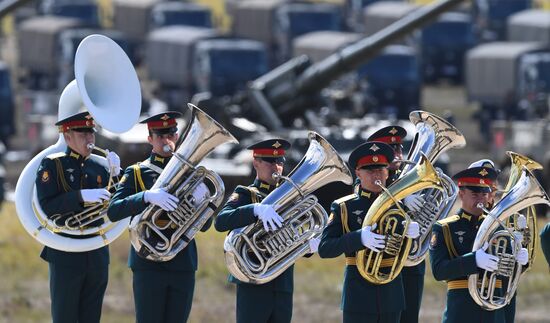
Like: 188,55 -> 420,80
372,156 -> 379,162
479,169 -> 488,176
272,141 -> 282,148
370,144 -> 380,152
389,127 -> 398,135
160,114 -> 170,120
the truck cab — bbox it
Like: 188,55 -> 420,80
472,0 -> 531,42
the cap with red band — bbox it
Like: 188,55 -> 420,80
55,111 -> 95,133
247,139 -> 291,162
452,166 -> 498,193
367,126 -> 406,145
139,111 -> 182,134
348,141 -> 394,170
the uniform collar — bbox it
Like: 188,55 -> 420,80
253,179 -> 275,193
358,187 -> 377,200
458,209 -> 484,223
66,147 -> 85,162
150,153 -> 170,167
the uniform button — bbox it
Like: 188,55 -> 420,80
81,163 -> 84,167
85,174 -> 88,178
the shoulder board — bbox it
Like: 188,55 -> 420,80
436,215 -> 460,226
45,152 -> 66,160
333,193 -> 357,205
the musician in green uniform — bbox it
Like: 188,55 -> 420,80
429,165 -> 529,323
541,223 -> 550,268
319,141 -> 420,323
36,111 -> 121,323
215,139 -> 320,323
367,126 -> 425,323
108,112 -> 212,323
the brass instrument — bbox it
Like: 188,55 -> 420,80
15,34 -> 140,251
224,132 -> 353,284
402,111 -> 466,266
468,154 -> 550,310
357,154 -> 443,284
129,103 -> 238,262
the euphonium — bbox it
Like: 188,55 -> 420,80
224,132 -> 353,284
15,34 -> 140,252
357,154 -> 443,284
402,111 -> 466,266
129,103 -> 238,262
502,151 -> 542,270
468,157 -> 550,310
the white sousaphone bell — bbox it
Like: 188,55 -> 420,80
15,34 -> 141,252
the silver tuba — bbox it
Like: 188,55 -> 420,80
401,110 -> 466,266
129,103 -> 238,262
224,132 -> 353,284
468,156 -> 550,310
15,34 -> 141,251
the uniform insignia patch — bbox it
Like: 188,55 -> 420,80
67,168 -> 74,173
41,170 -> 50,183
455,230 -> 466,244
357,217 -> 362,225
228,192 -> 240,202
430,232 -> 438,249
353,210 -> 362,215
69,174 -> 75,182
97,175 -> 102,186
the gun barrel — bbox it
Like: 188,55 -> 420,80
271,0 -> 466,106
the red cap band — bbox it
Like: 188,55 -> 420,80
372,136 -> 402,144
148,118 -> 177,130
253,148 -> 285,157
58,119 -> 95,133
356,154 -> 389,168
457,177 -> 492,187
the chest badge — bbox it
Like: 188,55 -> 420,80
455,230 -> 466,244
69,174 -> 75,182
41,170 -> 50,183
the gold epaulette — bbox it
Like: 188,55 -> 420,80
436,215 -> 460,226
333,193 -> 357,205
45,152 -> 66,160
132,163 -> 146,193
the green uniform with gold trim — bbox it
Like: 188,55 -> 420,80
541,223 -> 550,269
107,153 -> 212,323
319,187 -> 406,323
215,179 -> 294,323
429,209 -> 505,323
36,148 -> 110,323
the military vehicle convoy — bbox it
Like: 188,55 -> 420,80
472,0 -> 531,42
507,9 -> 550,44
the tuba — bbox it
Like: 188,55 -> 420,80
15,34 -> 141,251
401,110 -> 466,266
129,103 -> 238,262
357,154 -> 443,284
468,154 -> 550,310
224,132 -> 353,284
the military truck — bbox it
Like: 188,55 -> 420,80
344,0 -> 393,32
466,42 -> 550,140
363,1 -> 417,38
38,0 -> 99,26
507,9 -> 550,44
150,2 -> 212,29
419,11 -> 475,83
273,2 -> 343,62
472,0 -> 531,42
357,45 -> 421,119
0,62 -> 14,148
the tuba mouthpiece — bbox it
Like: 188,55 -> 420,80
163,145 -> 172,153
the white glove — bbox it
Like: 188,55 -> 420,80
144,188 -> 179,212
308,237 -> 320,253
80,188 -> 111,203
191,183 -> 209,206
475,242 -> 499,272
105,150 -> 121,176
253,204 -> 283,232
403,221 -> 420,239
403,194 -> 424,212
516,214 -> 527,230
517,247 -> 529,266
361,224 -> 386,252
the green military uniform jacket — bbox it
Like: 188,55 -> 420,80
107,153 -> 210,271
36,148 -> 109,268
429,209 -> 504,323
215,179 -> 294,292
318,187 -> 406,314
541,223 -> 550,269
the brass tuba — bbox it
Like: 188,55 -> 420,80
223,132 -> 353,284
468,154 -> 550,310
15,34 -> 141,251
402,111 -> 466,266
129,103 -> 238,262
356,155 -> 443,284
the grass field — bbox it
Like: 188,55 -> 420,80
0,201 -> 549,323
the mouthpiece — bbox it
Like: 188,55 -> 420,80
476,202 -> 485,209
163,145 -> 172,153
374,180 -> 382,186
87,143 -> 95,150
